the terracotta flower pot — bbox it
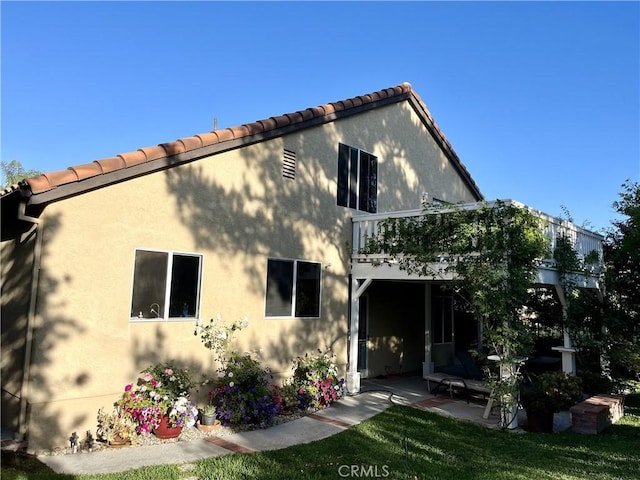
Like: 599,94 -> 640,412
154,414 -> 183,439
108,434 -> 131,447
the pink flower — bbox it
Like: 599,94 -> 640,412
164,368 -> 174,375
143,372 -> 153,382
125,384 -> 132,392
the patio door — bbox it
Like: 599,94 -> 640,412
357,295 -> 368,376
431,288 -> 454,368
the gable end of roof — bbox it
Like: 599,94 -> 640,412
9,82 -> 481,205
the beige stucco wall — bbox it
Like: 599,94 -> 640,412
14,100 -> 479,450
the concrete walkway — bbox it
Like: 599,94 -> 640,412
36,377 -> 502,475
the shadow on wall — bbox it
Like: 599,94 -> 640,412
162,103 -> 455,373
164,101 -> 464,291
1,212 -> 92,450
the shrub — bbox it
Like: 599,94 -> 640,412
210,352 -> 278,428
194,315 -> 249,360
275,383 -> 310,413
292,350 -> 345,410
521,371 -> 583,413
538,371 -> 583,410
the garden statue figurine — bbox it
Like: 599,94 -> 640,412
85,430 -> 94,452
69,432 -> 79,453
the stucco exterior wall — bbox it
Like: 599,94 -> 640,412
13,100 -> 480,450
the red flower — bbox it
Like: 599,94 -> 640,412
125,384 -> 132,392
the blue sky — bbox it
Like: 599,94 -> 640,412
2,1 -> 638,232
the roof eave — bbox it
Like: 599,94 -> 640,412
25,92 -> 412,206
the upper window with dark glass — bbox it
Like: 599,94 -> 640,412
337,143 -> 377,213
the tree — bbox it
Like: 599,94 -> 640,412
0,160 -> 41,187
602,180 -> 640,386
561,180 -> 640,392
363,201 -> 549,427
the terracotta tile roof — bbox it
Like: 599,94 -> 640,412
4,82 -> 482,204
1,183 -> 23,197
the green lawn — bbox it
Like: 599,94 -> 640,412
3,394 -> 639,480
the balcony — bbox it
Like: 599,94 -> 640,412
351,200 -> 604,288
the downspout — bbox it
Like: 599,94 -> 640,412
16,200 -> 43,441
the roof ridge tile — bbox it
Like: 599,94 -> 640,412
138,146 -> 166,162
227,125 -> 250,139
95,157 -> 125,173
68,162 -> 103,181
178,136 -> 204,151
195,132 -> 220,147
118,150 -> 147,168
159,141 -> 186,157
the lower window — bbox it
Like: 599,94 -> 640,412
265,258 -> 321,318
130,249 -> 203,320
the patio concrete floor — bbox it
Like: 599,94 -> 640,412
360,375 -> 506,430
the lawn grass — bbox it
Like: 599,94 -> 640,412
3,394 -> 639,480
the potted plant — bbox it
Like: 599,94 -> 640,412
201,404 -> 217,426
155,396 -> 198,439
96,407 -> 137,446
521,371 -> 583,433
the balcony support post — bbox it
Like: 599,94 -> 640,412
422,283 -> 433,376
347,278 -> 372,394
552,284 -> 577,375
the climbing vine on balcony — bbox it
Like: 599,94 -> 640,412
363,201 -> 549,357
553,233 -> 608,382
363,200 -> 550,426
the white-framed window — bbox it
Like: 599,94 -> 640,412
337,143 -> 378,213
265,258 -> 322,318
130,249 -> 203,321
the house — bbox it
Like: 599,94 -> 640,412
1,82 -> 602,450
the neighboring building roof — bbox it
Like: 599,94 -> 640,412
3,82 -> 483,206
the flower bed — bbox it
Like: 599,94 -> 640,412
291,350 -> 345,409
96,362 -> 197,444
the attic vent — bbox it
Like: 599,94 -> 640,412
282,149 -> 296,180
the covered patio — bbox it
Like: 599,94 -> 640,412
359,375 -> 571,432
361,375 -> 500,428
347,200 -> 605,397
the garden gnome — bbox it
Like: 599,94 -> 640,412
85,430 -> 94,452
69,432 -> 79,453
